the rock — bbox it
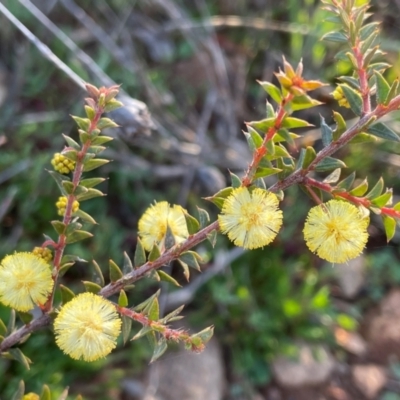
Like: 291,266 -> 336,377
335,256 -> 365,299
365,289 -> 400,362
143,336 -> 225,400
351,364 -> 387,399
334,327 -> 367,356
272,344 -> 335,388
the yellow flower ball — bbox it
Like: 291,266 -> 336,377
138,201 -> 189,251
303,200 -> 369,263
54,292 -> 122,362
331,86 -> 351,108
218,187 -> 283,250
0,252 -> 54,311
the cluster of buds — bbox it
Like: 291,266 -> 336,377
331,85 -> 351,108
51,153 -> 75,174
32,246 -> 53,263
56,196 -> 79,217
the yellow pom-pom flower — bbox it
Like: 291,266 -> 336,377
138,201 -> 189,251
331,85 -> 351,108
54,292 -> 122,362
218,187 -> 283,250
303,200 -> 369,263
0,252 -> 54,311
51,153 -> 75,174
56,196 -> 79,216
32,246 -> 53,263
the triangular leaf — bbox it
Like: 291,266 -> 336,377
121,315 -> 132,345
367,122 -> 400,142
157,270 -> 181,287
109,259 -> 123,282
134,239 -> 146,268
150,338 -> 168,363
315,157 -> 347,172
383,215 -> 396,242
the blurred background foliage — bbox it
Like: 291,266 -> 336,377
2,0 -> 400,398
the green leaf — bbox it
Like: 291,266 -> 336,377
189,325 -> 214,347
359,22 -> 381,41
275,128 -> 297,145
157,270 -> 181,287
374,71 -> 391,105
72,116 -> 91,131
91,135 -> 114,146
367,122 -> 400,142
92,259 -> 105,286
366,177 -> 384,199
118,290 -> 128,307
104,99 -> 124,112
164,224 -> 175,250
109,259 -> 123,282
230,171 -> 242,188
60,284 -> 75,304
147,298 -> 159,321
96,117 -> 119,130
131,325 -> 153,341
134,239 -> 146,268
371,191 -> 392,207
348,132 -> 376,144
121,315 -> 132,345
315,157 -> 347,172
254,167 -> 282,179
82,281 -> 102,294
177,259 -> 190,281
323,168 -> 341,184
243,130 -> 258,152
203,187 -> 233,209
385,79 -> 399,105
58,262 -> 75,278
88,145 -> 106,155
40,384 -> 51,400
150,338 -> 168,363
383,215 -> 396,242
350,178 -> 368,196
281,117 -> 312,129
11,380 -> 25,400
257,80 -> 282,103
288,95 -> 323,111
75,188 -> 104,201
179,251 -> 202,271
61,181 -> 74,195
160,305 -> 185,324
206,230 -> 217,247
247,118 -> 275,132
51,220 -> 66,235
266,101 -> 275,118
341,85 -> 362,115
62,134 -> 80,150
74,209 -> 97,224
62,149 -> 78,162
197,207 -> 210,229
301,146 -> 317,169
134,290 -> 160,312
320,116 -> 333,147
332,111 -> 347,140
79,177 -> 106,188
9,348 -> 31,370
65,230 -> 93,244
148,244 -> 161,261
336,172 -> 355,191
48,171 -> 70,195
321,31 -> 348,42
82,159 -> 110,172
65,221 -> 82,236
183,211 -> 200,235
122,252 -> 134,275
